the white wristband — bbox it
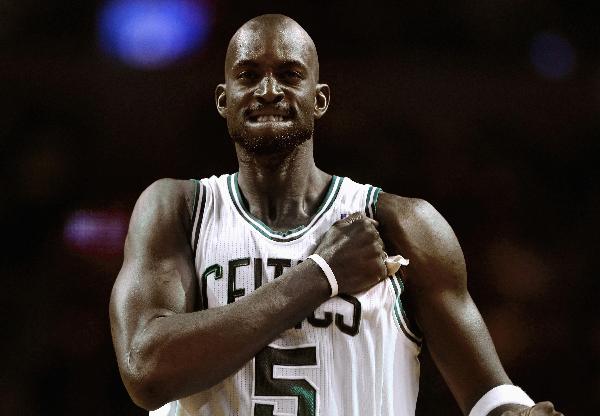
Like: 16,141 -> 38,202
307,254 -> 338,297
469,385 -> 535,416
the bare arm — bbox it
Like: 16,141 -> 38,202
109,179 -> 386,410
377,193 -> 561,416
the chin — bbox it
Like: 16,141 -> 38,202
230,128 -> 313,155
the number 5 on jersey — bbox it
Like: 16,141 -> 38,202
253,344 -> 319,416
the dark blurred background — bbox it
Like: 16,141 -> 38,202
1,1 -> 598,414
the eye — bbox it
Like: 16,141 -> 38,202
279,69 -> 304,84
237,70 -> 257,81
283,70 -> 303,80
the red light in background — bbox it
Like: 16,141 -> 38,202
63,210 -> 128,256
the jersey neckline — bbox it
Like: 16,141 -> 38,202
226,173 -> 344,242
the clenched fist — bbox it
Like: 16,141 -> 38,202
313,211 -> 388,294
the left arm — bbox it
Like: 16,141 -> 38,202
376,193 -> 561,416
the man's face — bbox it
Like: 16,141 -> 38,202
217,23 -> 325,154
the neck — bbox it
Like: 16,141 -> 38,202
235,139 -> 331,231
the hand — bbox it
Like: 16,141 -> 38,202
501,401 -> 563,416
313,211 -> 387,294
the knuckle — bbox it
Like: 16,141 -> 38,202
369,240 -> 382,254
353,217 -> 367,228
348,211 -> 364,221
366,225 -> 379,237
366,228 -> 377,239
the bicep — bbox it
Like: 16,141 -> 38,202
379,195 -> 510,413
109,180 -> 197,368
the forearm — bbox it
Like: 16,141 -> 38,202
126,260 -> 330,409
416,291 -> 511,414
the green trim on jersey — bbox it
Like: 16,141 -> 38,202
390,276 -> 422,345
365,185 -> 382,218
189,179 -> 203,250
191,181 -> 206,254
190,179 -> 200,222
227,173 -> 344,242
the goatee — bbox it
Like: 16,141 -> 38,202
230,127 -> 313,155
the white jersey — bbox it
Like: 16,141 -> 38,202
150,173 -> 422,416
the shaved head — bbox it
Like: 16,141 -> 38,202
225,14 -> 319,80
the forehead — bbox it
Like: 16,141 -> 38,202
228,24 -> 315,69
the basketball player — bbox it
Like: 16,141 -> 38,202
110,14 -> 563,416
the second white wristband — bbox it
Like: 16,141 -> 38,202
307,254 -> 338,297
468,385 -> 535,416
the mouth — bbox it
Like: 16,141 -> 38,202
246,106 -> 294,124
248,114 -> 291,123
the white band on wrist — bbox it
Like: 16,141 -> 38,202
307,254 -> 338,297
469,384 -> 535,416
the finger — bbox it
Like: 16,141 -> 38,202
342,211 -> 364,224
374,232 -> 385,249
534,402 -> 555,412
341,211 -> 379,227
366,221 -> 384,251
528,402 -> 557,416
366,217 -> 379,227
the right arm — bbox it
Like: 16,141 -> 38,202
109,179 -> 386,410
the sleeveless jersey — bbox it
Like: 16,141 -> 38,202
150,173 -> 422,416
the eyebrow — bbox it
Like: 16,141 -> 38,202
231,59 -> 259,70
279,60 -> 308,70
231,59 -> 308,72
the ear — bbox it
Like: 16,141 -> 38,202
314,83 -> 330,119
215,84 -> 227,118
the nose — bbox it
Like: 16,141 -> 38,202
254,75 -> 284,103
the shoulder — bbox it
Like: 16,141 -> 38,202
127,178 -> 197,248
376,192 -> 467,291
134,178 -> 196,221
138,178 -> 196,210
376,192 -> 433,224
376,192 -> 447,245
